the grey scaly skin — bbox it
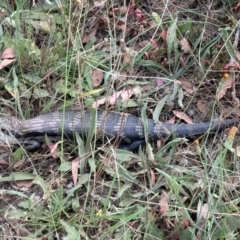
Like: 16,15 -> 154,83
0,116 -> 41,150
0,110 -> 235,150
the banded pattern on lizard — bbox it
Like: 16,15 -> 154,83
0,110 -> 235,150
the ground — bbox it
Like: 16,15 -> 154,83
1,0 -> 240,239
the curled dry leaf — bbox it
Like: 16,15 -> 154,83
128,5 -> 144,22
182,220 -> 191,229
173,110 -> 193,124
0,59 -> 16,70
196,101 -> 208,114
222,62 -> 239,71
49,141 -> 63,159
0,159 -> 9,166
150,168 -> 156,185
115,17 -> 127,31
216,75 -> 234,100
232,0 -> 240,11
150,39 -> 160,49
13,159 -> 27,170
72,157 -> 80,186
179,76 -> 196,94
0,47 -> 16,70
135,8 -> 144,22
121,88 -> 134,99
1,48 -> 15,59
92,69 -> 104,87
14,180 -> 33,191
197,201 -> 209,220
180,38 -> 191,53
92,88 -> 134,108
159,193 -> 169,214
161,29 -> 167,43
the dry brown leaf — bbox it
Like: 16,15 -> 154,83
0,59 -> 16,70
196,101 -> 208,114
92,88 -> 134,108
14,180 -> 33,190
216,75 -> 234,100
150,168 -> 156,185
120,88 -> 134,100
161,29 -> 167,43
134,8 -> 144,22
232,0 -> 240,11
172,110 -> 193,124
115,17 -> 126,31
1,47 -> 15,59
13,159 -> 27,170
92,69 -> 104,87
222,62 -> 239,71
0,158 -> 9,166
179,76 -> 196,94
197,201 -> 209,220
180,38 -> 191,53
150,39 -> 160,49
0,47 -> 16,70
72,157 -> 80,186
49,141 -> 63,159
159,193 -> 169,214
